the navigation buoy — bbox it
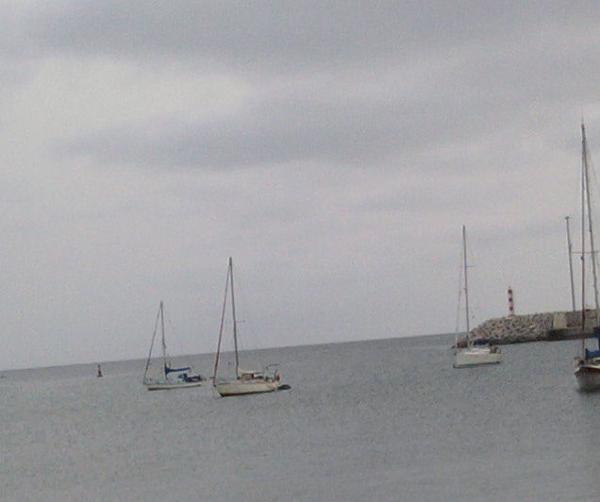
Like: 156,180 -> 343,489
508,287 -> 515,316
97,364 -> 103,378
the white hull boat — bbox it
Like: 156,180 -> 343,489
454,346 -> 502,368
212,258 -> 286,398
575,360 -> 600,391
572,122 -> 600,392
215,379 -> 280,396
453,226 -> 502,369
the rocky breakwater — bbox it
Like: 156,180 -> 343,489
458,310 -> 600,346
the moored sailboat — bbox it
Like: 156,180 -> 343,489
213,258 -> 283,397
453,226 -> 502,368
574,122 -> 600,391
143,301 -> 205,390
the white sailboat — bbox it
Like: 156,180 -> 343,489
143,301 -> 205,390
213,258 -> 283,397
574,122 -> 600,391
453,226 -> 502,368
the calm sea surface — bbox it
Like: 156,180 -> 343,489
2,334 -> 599,501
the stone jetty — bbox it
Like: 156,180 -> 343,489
457,310 -> 600,346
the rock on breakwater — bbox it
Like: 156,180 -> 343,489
458,310 -> 600,346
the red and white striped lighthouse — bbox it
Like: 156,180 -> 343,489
508,286 -> 515,316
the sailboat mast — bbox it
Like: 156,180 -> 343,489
581,126 -> 588,358
565,216 -> 577,312
143,303 -> 162,383
462,225 -> 471,347
229,257 -> 240,378
160,301 -> 167,380
582,122 -> 600,323
213,262 -> 231,383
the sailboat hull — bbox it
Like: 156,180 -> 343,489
575,363 -> 600,391
215,380 -> 280,397
454,348 -> 502,368
144,380 -> 204,391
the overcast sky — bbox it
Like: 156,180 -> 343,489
2,1 -> 600,370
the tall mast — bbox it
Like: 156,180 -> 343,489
582,122 -> 600,325
565,216 -> 577,312
581,125 -> 588,358
229,257 -> 240,378
462,225 -> 471,347
213,261 -> 231,383
143,303 -> 162,383
160,301 -> 167,380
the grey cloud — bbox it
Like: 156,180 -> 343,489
23,1 -> 596,72
63,96 -> 421,169
13,1 -> 600,171
61,101 -> 470,170
61,54 -> 598,172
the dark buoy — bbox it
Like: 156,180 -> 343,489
97,364 -> 103,378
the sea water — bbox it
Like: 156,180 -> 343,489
1,334 -> 599,501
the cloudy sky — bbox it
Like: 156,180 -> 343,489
2,1 -> 600,370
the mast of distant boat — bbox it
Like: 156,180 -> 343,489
581,124 -> 587,359
229,258 -> 240,379
462,225 -> 471,349
565,216 -> 576,312
213,261 -> 231,385
143,303 -> 162,383
583,123 -> 600,318
160,301 -> 168,381
212,257 -> 240,383
580,121 -> 600,358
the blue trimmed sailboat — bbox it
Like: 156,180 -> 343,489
143,301 -> 205,390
